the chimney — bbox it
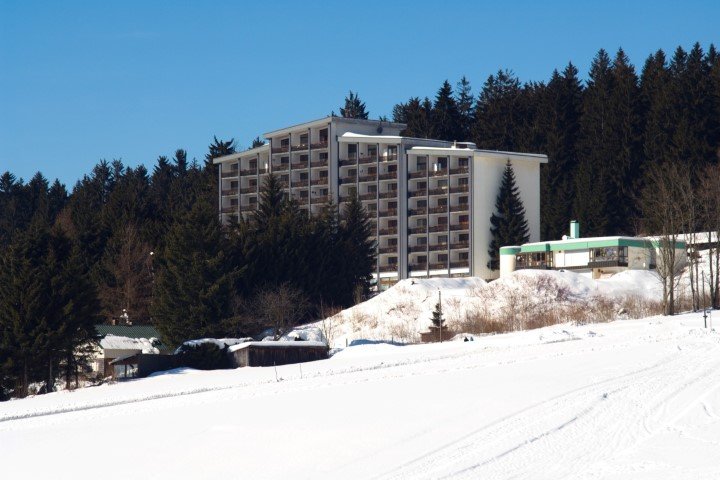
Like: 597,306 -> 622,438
570,220 -> 580,239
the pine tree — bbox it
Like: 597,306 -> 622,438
488,161 -> 530,270
430,293 -> 445,328
473,70 -> 523,150
341,195 -> 376,300
455,76 -> 474,140
393,97 -> 433,138
431,80 -> 461,141
251,136 -> 265,149
151,198 -> 238,347
340,91 -> 369,119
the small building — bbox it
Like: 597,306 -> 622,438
92,325 -> 170,378
110,354 -> 178,380
500,221 -> 687,279
227,341 -> 328,368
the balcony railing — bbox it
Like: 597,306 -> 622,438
291,144 -> 309,152
428,225 -> 448,233
310,195 -> 329,204
408,208 -> 427,216
221,169 -> 239,178
378,227 -> 398,236
450,204 -> 469,212
450,166 -> 470,175
273,163 -> 290,172
240,169 -> 256,176
451,184 -> 470,193
241,205 -> 256,212
221,206 -> 237,214
359,192 -> 375,201
240,187 -> 256,194
379,191 -> 397,199
378,209 -> 398,218
408,171 -> 426,179
291,162 -> 308,170
450,242 -> 470,250
310,160 -> 328,168
429,170 -> 448,177
450,261 -> 469,269
381,154 -> 398,162
408,226 -> 427,234
358,174 -> 376,183
409,245 -> 426,253
428,206 -> 448,214
271,146 -> 289,154
378,246 -> 397,254
311,141 -> 328,149
429,187 -> 448,196
429,243 -> 449,252
409,263 -> 427,271
429,263 -> 448,270
221,189 -> 238,196
339,175 -> 356,184
291,179 -> 309,187
450,222 -> 470,231
358,155 -> 378,165
311,178 -> 328,186
339,158 -> 356,167
379,265 -> 398,273
379,171 -> 397,180
408,189 -> 427,198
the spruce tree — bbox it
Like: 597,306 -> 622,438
340,91 -> 369,119
430,294 -> 445,328
455,76 -> 474,140
431,80 -> 461,141
473,70 -> 523,150
341,195 -> 376,300
488,161 -> 530,270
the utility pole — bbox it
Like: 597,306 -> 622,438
703,272 -> 708,329
439,289 -> 443,343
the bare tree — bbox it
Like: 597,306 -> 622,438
318,299 -> 341,348
641,162 -> 691,315
252,284 -> 309,339
699,163 -> 720,309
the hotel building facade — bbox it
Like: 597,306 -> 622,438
213,116 -> 547,288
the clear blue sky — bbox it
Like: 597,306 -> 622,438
1,0 -> 718,188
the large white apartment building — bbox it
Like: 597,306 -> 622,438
213,116 -> 547,288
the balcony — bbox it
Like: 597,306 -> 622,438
428,205 -> 448,214
310,160 -> 328,168
428,225 -> 448,233
379,171 -> 397,181
379,265 -> 398,273
408,208 -> 427,216
429,263 -> 448,270
358,155 -> 378,165
408,189 -> 427,198
409,245 -> 426,253
240,169 -> 257,176
311,178 -> 329,186
291,144 -> 308,152
382,154 -> 398,162
451,185 -> 470,194
221,189 -> 238,196
378,227 -> 398,236
273,163 -> 290,172
339,158 -> 356,167
429,187 -> 448,196
271,146 -> 289,154
241,205 -> 256,212
221,206 -> 237,214
339,174 -> 357,184
310,195 -> 329,204
408,171 -> 426,179
429,170 -> 448,178
409,263 -> 427,271
450,261 -> 469,269
221,169 -> 239,178
359,192 -> 375,201
379,191 -> 397,199
358,174 -> 376,183
378,246 -> 397,254
450,242 -> 470,250
408,226 -> 427,234
240,187 -> 256,194
291,162 -> 308,170
450,166 -> 470,175
378,209 -> 397,218
429,243 -> 449,252
450,222 -> 470,231
450,204 -> 469,212
311,141 -> 328,149
291,179 -> 309,188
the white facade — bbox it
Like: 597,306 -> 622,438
214,116 -> 547,287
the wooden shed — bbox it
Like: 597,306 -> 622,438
110,354 -> 178,379
228,341 -> 329,368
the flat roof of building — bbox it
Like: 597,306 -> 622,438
263,116 -> 406,138
503,236 -> 686,254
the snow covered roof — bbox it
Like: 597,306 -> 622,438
339,132 -> 403,142
228,341 -> 328,353
95,324 -> 161,339
100,335 -> 160,354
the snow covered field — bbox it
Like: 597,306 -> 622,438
2,312 -> 719,479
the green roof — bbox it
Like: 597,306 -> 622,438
95,324 -> 162,340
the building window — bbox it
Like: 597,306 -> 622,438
319,152 -> 328,161
388,219 -> 398,228
387,146 -> 398,160
388,164 -> 397,172
388,257 -> 398,265
437,235 -> 448,244
320,170 -> 328,178
368,167 -> 377,175
367,203 -> 377,212
417,255 -> 427,264
459,157 -> 469,167
281,138 -> 290,148
459,177 -> 469,186
300,190 -> 308,199
388,238 -> 398,246
459,196 -> 468,205
281,156 -> 289,165
300,172 -> 308,180
459,233 -> 469,242
249,180 -> 257,187
319,129 -> 328,143
249,197 -> 257,204
368,185 -> 377,193
388,201 -> 397,209
438,198 -> 447,206
438,216 -> 448,225
417,181 -> 427,190
459,214 -> 469,223
417,218 -> 427,227
348,144 -> 358,159
417,199 -> 427,208
388,183 -> 397,191
300,154 -> 308,162
249,160 -> 257,170
230,181 -> 238,189
280,175 -> 289,184
459,252 -> 469,261
437,157 -> 448,170
417,156 -> 427,171
438,179 -> 448,188
230,199 -> 238,206
438,254 -> 448,262
367,145 -> 377,157
300,133 -> 309,145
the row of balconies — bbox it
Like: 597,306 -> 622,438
271,141 -> 328,154
338,154 -> 398,167
408,242 -> 469,253
407,204 -> 469,216
409,261 -> 468,271
339,171 -> 398,184
408,166 -> 469,179
408,223 -> 469,234
407,185 -> 470,197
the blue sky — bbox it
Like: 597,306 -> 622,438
1,0 -> 718,187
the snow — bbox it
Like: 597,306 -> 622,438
227,340 -> 327,353
176,337 -> 253,353
1,313 -> 719,479
100,334 -> 159,354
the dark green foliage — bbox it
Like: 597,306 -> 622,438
251,136 -> 265,149
431,80 -> 462,141
431,296 -> 445,328
473,70 -> 524,150
488,161 -> 530,270
340,91 -> 369,119
175,342 -> 231,370
393,97 -> 433,138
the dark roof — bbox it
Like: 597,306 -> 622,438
95,324 -> 161,340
